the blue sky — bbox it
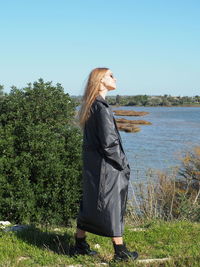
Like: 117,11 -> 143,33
1,0 -> 200,96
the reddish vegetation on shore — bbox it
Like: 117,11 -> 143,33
116,123 -> 141,133
113,109 -> 151,133
115,118 -> 152,125
113,110 -> 149,116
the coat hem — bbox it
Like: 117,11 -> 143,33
77,221 -> 123,237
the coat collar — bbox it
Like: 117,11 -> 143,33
95,95 -> 109,107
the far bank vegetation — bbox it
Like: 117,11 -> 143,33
73,94 -> 200,107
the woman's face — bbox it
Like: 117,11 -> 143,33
101,69 -> 117,91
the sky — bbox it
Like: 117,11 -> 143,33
1,0 -> 200,96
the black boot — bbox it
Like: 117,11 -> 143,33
113,242 -> 139,261
73,235 -> 98,256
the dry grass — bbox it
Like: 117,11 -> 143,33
127,146 -> 200,224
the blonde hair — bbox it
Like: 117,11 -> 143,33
78,67 -> 109,129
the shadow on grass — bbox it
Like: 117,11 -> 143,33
14,225 -> 74,256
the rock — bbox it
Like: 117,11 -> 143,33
0,221 -> 11,226
113,110 -> 149,116
94,243 -> 101,249
3,225 -> 30,232
137,257 -> 172,264
17,256 -> 31,263
53,228 -> 62,231
131,228 -> 146,231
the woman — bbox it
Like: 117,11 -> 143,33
74,67 -> 138,261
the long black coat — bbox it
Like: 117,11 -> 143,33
77,95 -> 131,237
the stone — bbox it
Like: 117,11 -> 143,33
94,243 -> 101,249
0,221 -> 11,226
3,225 -> 30,232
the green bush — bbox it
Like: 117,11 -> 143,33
0,79 -> 83,226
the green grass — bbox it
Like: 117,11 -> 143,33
0,220 -> 199,267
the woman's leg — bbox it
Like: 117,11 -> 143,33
112,236 -> 123,244
76,228 -> 86,238
111,236 -> 139,261
74,228 -> 97,256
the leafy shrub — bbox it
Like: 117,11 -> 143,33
0,79 -> 83,226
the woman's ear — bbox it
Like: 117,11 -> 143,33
101,77 -> 105,83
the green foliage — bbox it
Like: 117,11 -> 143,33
0,79 -> 83,226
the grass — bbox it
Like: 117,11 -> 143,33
0,220 -> 200,267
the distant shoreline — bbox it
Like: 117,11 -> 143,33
110,104 -> 200,108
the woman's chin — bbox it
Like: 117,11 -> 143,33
108,86 -> 117,91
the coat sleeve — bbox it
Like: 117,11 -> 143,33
96,104 -> 128,171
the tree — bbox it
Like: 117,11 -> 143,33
0,79 -> 83,226
116,94 -> 121,105
0,85 -> 4,97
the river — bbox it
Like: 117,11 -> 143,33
114,106 -> 200,183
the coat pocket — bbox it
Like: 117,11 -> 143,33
97,157 -> 106,211
124,165 -> 131,180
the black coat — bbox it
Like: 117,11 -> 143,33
77,95 -> 131,237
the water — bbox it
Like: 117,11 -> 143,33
114,106 -> 200,182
